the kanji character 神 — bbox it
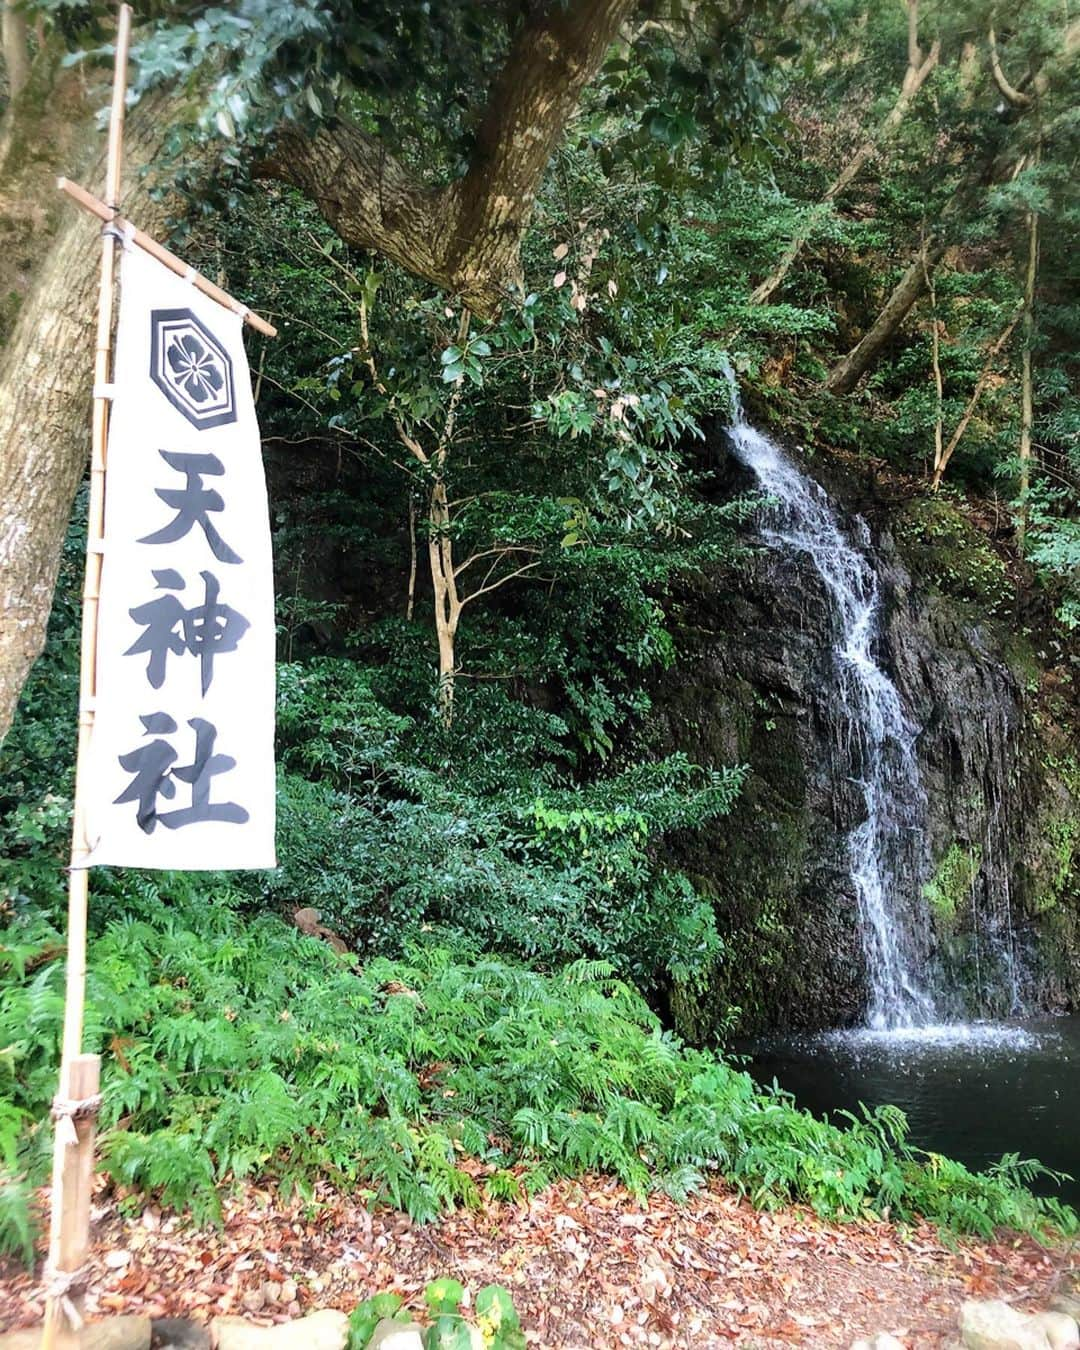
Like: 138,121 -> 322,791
125,568 -> 250,695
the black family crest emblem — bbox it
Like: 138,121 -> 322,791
149,309 -> 237,430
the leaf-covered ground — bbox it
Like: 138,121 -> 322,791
2,1177 -> 1076,1348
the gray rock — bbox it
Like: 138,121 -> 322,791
365,1322 -> 424,1350
1050,1301 -> 1080,1327
850,1335 -> 908,1350
0,1317 -> 151,1350
1031,1313 -> 1080,1350
211,1310 -> 348,1350
960,1300 -> 1053,1350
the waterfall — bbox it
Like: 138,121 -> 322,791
721,367 -> 936,1029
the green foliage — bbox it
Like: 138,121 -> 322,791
349,1281 -> 524,1350
266,657 -> 742,993
1027,487 -> 1080,630
0,892 -> 1073,1264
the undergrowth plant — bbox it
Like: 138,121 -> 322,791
0,889 -> 1073,1264
349,1280 -> 525,1350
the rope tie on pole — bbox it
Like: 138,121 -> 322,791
100,219 -> 136,249
43,1264 -> 90,1331
50,1092 -> 102,1147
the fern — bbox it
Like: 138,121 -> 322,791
0,894 -> 1073,1244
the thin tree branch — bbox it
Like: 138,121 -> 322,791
453,544 -> 543,579
988,27 -> 1033,108
931,305 -> 1024,489
461,559 -> 546,606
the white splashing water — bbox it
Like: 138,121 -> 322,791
721,365 -> 936,1029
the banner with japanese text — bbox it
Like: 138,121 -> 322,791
84,245 -> 276,869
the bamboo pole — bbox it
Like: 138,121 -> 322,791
42,9 -> 132,1347
57,178 -> 278,338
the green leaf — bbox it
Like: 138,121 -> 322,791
476,1285 -> 520,1332
424,1318 -> 471,1350
424,1278 -> 464,1315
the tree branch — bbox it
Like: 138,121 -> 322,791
750,2 -> 939,307
931,304 -> 1023,489
259,0 -> 635,317
461,558 -> 546,607
453,544 -> 542,579
988,27 -> 1032,108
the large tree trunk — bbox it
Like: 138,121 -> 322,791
825,241 -> 947,395
0,75 -> 177,743
261,0 -> 634,317
2,1 -> 30,106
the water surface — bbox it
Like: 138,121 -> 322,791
745,1015 -> 1080,1206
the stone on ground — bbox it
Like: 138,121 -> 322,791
1031,1312 -> 1080,1350
960,1299 -> 1057,1350
850,1334 -> 908,1350
0,1317 -> 151,1350
211,1310 -> 348,1350
365,1321 -> 424,1350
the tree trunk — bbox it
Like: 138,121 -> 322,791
406,491 -> 418,622
261,0 -> 634,317
0,85 -> 178,743
1017,196 -> 1039,552
926,257 -> 943,477
1,1 -> 29,106
427,477 -> 461,720
825,240 -> 947,395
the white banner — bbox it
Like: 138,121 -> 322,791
84,245 -> 276,869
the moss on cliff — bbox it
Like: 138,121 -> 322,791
924,844 -> 982,936
892,496 -> 1012,611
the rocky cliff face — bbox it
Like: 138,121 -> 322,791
655,432 -> 1080,1038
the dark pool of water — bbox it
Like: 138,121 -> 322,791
743,1016 -> 1080,1208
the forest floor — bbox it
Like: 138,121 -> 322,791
2,1177 -> 1077,1349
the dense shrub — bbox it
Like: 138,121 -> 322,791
0,889 -> 1073,1264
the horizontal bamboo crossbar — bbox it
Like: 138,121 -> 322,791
57,176 -> 278,338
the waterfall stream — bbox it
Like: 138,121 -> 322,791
722,370 -> 937,1028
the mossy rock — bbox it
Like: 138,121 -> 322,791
892,496 -> 1011,610
923,843 -> 982,936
